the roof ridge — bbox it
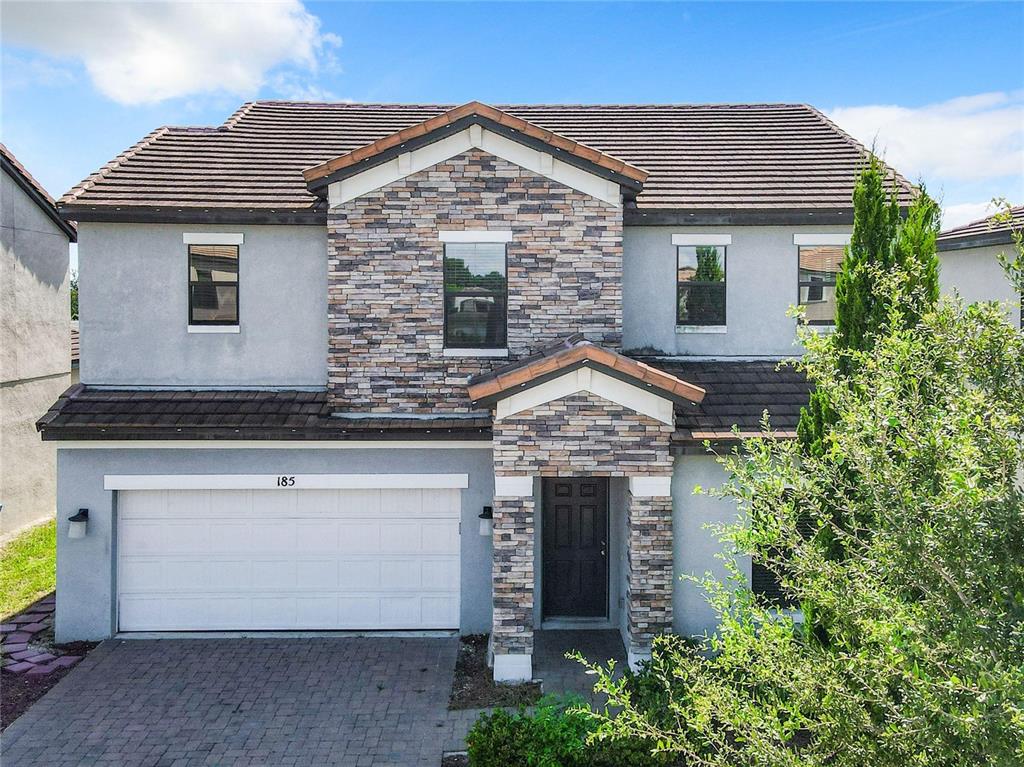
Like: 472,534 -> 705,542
59,126 -> 171,205
221,101 -> 258,129
801,104 -> 917,196
240,100 -> 815,109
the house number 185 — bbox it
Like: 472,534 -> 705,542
276,476 -> 296,487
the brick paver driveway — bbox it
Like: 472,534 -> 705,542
1,636 -> 477,766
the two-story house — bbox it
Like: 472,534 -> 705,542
42,101 -> 924,683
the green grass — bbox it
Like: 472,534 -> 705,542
0,521 -> 56,619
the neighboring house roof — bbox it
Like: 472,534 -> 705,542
38,360 -> 807,447
1,143 -> 77,241
70,321 -> 79,367
937,205 -> 1024,251
303,101 -> 648,193
467,334 -> 705,406
58,101 -> 914,225
651,359 -> 812,444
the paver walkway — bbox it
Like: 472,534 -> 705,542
1,594 -> 84,675
1,636 -> 478,767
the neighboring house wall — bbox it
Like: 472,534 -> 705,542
327,149 -> 623,412
54,446 -> 494,642
939,244 -> 1022,328
623,225 -> 852,356
0,169 -> 70,538
76,223 -> 328,387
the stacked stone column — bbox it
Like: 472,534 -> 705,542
626,486 -> 674,668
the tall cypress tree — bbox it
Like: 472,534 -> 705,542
797,156 -> 940,456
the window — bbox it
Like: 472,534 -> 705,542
443,242 -> 507,349
677,245 -> 726,326
188,244 -> 239,325
798,245 -> 843,325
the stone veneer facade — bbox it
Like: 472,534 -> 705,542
490,391 -> 674,664
326,149 -> 623,412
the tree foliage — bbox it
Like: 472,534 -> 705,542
797,156 -> 941,457
580,268 -> 1024,766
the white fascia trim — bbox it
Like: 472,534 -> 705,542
443,347 -> 509,358
329,126 -> 622,207
493,653 -> 533,682
183,233 -> 244,245
628,476 -> 672,497
104,473 -> 470,491
438,230 -> 513,243
494,475 -> 534,497
793,233 -> 851,246
187,325 -> 240,334
494,367 -> 674,426
672,233 -> 732,246
57,440 -> 491,450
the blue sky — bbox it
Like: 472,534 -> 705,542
3,1 -> 1022,233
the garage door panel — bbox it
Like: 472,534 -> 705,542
118,487 -> 461,631
296,560 -> 338,588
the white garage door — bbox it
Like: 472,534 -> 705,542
117,487 -> 461,631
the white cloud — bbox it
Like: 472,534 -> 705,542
1,0 -> 339,105
828,92 -> 1024,184
941,201 -> 999,230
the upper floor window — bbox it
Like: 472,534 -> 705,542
677,245 -> 727,326
443,242 -> 507,349
798,245 -> 843,326
188,244 -> 239,326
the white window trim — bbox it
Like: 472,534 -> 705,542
676,325 -> 727,334
183,232 -> 244,245
793,233 -> 851,246
187,325 -> 240,334
443,348 -> 509,358
672,233 -> 732,246
104,473 -> 470,491
439,230 -> 513,243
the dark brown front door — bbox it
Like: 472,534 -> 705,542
542,477 -> 609,619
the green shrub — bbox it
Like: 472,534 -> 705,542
466,694 -> 673,767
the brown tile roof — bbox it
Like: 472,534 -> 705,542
58,102 -> 914,223
650,359 -> 812,443
466,334 -> 705,405
1,143 -> 77,240
303,101 -> 648,187
37,361 -> 807,446
36,386 -> 491,441
937,205 -> 1024,250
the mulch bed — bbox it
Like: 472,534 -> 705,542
441,753 -> 469,767
448,634 -> 542,710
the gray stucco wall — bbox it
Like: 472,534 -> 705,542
671,453 -> 749,638
77,223 -> 327,386
55,446 -> 494,642
1,168 -> 71,537
623,225 -> 851,356
939,243 -> 1021,328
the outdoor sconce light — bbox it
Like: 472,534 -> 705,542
68,508 -> 89,539
478,506 -> 493,537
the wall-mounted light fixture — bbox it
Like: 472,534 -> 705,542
68,509 -> 89,539
478,506 -> 493,537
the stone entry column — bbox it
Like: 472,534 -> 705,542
491,475 -> 535,682
626,476 -> 674,670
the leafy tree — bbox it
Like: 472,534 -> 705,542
694,246 -> 724,282
579,267 -> 1024,766
798,156 -> 940,456
70,271 -> 78,320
